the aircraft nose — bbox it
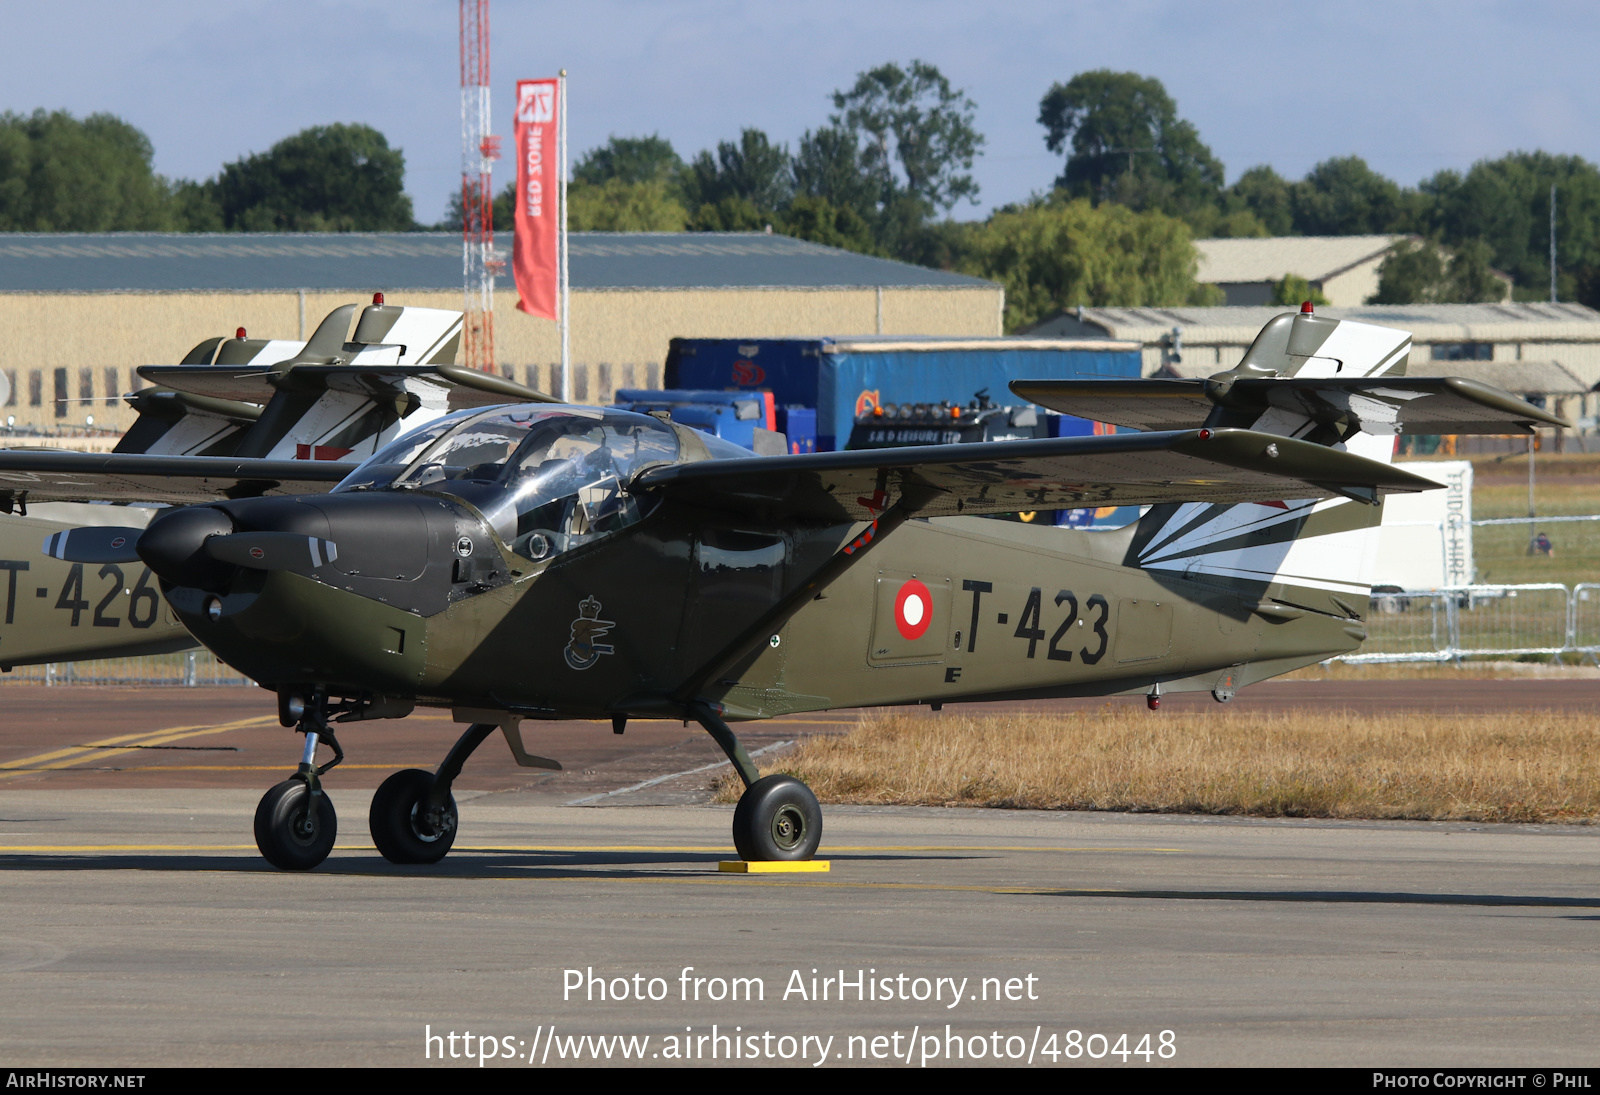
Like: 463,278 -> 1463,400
137,505 -> 236,590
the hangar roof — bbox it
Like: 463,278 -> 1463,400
0,232 -> 994,293
1195,235 -> 1403,283
1405,359 -> 1589,395
1029,302 -> 1600,344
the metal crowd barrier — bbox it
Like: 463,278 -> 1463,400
1341,582 -> 1600,664
0,651 -> 255,687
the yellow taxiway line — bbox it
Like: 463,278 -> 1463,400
0,715 -> 280,780
0,842 -> 1184,855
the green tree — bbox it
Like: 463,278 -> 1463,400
778,194 -> 876,252
0,110 -> 172,231
170,179 -> 223,231
1370,237 -> 1507,304
963,195 -> 1205,331
1271,274 -> 1328,307
1420,152 -> 1600,300
572,135 -> 682,187
792,126 -> 880,222
1289,156 -> 1410,235
1228,165 -> 1295,236
687,195 -> 769,232
1037,71 -> 1223,224
683,128 -> 792,218
1185,206 -> 1269,239
210,123 -> 414,232
831,60 -> 984,215
567,178 -> 687,231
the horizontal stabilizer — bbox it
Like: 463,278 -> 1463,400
137,362 -> 556,412
0,451 -> 355,507
288,363 -> 559,409
1011,376 -> 1570,435
630,427 -> 1441,523
135,366 -> 279,404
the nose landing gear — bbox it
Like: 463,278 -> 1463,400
254,708 -> 344,871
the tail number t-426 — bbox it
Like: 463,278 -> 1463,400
0,559 -> 161,629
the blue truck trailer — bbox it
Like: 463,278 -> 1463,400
663,335 -> 1143,453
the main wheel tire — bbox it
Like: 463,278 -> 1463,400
731,775 -> 822,862
369,768 -> 458,865
253,778 -> 337,870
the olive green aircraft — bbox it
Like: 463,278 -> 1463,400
0,296 -> 550,670
25,306 -> 1566,871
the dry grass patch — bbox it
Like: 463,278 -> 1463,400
717,708 -> 1600,823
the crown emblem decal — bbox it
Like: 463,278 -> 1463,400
564,595 -> 615,671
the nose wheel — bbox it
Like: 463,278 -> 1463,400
254,778 -> 338,870
253,705 -> 345,871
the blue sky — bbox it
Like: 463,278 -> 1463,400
5,1 -> 1598,224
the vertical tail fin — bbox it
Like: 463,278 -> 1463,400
1128,311 -> 1412,613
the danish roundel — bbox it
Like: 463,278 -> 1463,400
893,578 -> 933,641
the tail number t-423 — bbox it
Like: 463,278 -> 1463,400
960,579 -> 1110,664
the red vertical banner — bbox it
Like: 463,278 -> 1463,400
513,78 -> 560,319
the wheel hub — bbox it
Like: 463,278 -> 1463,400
771,805 -> 804,850
410,802 -> 454,842
291,805 -> 320,845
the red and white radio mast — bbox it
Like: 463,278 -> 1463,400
460,0 -> 501,372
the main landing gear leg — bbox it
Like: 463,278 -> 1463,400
689,701 -> 821,863
254,706 -> 345,871
369,723 -> 497,865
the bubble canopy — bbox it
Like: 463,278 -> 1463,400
332,406 -> 682,562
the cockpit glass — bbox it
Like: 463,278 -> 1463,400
330,413 -> 467,492
336,406 -> 680,563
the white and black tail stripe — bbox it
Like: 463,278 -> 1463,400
1135,317 -> 1411,599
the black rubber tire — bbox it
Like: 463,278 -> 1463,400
369,768 -> 458,865
253,778 -> 337,870
731,775 -> 822,861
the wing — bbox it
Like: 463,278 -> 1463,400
630,427 -> 1440,523
0,451 -> 356,507
1012,376 -> 1569,434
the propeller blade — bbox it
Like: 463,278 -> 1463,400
41,527 -> 144,564
202,532 -> 338,571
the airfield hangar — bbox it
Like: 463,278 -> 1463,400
0,231 -> 1001,439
